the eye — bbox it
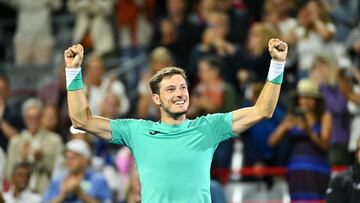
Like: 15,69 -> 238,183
181,86 -> 187,90
167,87 -> 175,92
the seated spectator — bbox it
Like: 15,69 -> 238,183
68,0 -> 115,56
2,162 -> 42,203
6,98 -> 63,194
136,47 -> 174,120
268,79 -> 332,201
0,74 -> 21,152
42,139 -> 112,203
8,0 -> 61,65
84,56 -> 129,116
326,136 -> 360,203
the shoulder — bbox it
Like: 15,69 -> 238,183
41,129 -> 63,143
332,168 -> 353,186
192,112 -> 233,125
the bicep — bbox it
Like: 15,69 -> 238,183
232,106 -> 263,134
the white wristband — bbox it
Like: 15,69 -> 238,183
65,67 -> 83,91
267,60 -> 285,84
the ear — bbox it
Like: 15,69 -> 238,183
152,94 -> 161,106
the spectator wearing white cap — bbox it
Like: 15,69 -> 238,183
42,138 -> 112,203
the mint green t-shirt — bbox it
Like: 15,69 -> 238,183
110,112 -> 236,203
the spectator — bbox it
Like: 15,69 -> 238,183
310,54 -> 351,165
268,79 -> 332,201
293,0 -> 336,77
2,162 -> 42,203
0,75 -> 21,152
346,23 -> 360,69
136,47 -> 174,120
326,136 -> 360,203
41,104 -> 60,135
84,56 -> 129,116
42,139 -> 112,203
8,0 -> 61,65
150,0 -> 201,68
188,11 -> 241,87
237,22 -> 279,83
37,63 -> 71,139
6,98 -> 63,194
188,55 -> 237,117
68,0 -> 115,56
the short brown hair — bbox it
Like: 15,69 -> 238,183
149,67 -> 187,94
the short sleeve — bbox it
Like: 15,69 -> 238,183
110,119 -> 141,148
204,112 -> 236,144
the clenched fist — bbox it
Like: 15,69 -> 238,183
268,38 -> 288,62
64,44 -> 84,68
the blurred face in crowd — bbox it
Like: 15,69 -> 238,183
86,57 -> 105,86
198,61 -> 218,83
311,61 -> 330,84
151,59 -> 173,73
214,0 -> 232,12
270,0 -> 290,15
298,96 -> 316,113
155,74 -> 189,117
167,0 -> 186,17
41,105 -> 59,132
65,151 -> 87,174
24,106 -> 42,134
12,166 -> 31,191
0,78 -> 9,101
101,93 -> 120,118
206,14 -> 228,39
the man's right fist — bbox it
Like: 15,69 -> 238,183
64,44 -> 84,68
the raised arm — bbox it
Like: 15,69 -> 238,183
64,44 -> 111,141
232,39 -> 288,134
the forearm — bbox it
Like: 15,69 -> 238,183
307,130 -> 328,151
313,19 -> 334,41
77,190 -> 101,203
0,120 -> 18,139
49,192 -> 66,203
268,124 -> 288,146
254,81 -> 281,118
68,89 -> 92,128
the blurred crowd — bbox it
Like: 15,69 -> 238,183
0,0 -> 360,202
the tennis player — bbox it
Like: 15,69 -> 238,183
64,38 -> 287,203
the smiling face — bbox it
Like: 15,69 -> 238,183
152,74 -> 190,118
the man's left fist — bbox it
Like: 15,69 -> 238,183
268,38 -> 288,62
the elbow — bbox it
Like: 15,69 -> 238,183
260,108 -> 274,119
69,109 -> 92,129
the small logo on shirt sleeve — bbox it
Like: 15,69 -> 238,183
149,130 -> 161,135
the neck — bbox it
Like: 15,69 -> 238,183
29,128 -> 40,135
160,111 -> 186,125
14,187 -> 24,198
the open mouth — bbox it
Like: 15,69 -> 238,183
174,100 -> 185,105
